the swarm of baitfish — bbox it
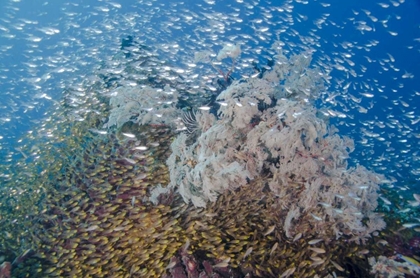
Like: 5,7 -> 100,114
25,124 -> 179,277
4,120 -> 390,277
0,96 -> 106,273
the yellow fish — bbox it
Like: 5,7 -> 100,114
397,254 -> 420,267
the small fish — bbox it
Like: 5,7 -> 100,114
149,142 -> 160,147
399,208 -> 411,213
330,260 -> 344,271
402,223 -> 420,228
280,267 -> 296,278
87,258 -> 101,265
397,254 -> 420,267
213,261 -> 229,268
88,128 -> 107,135
293,232 -> 302,242
308,239 -> 323,245
165,260 -> 177,269
360,92 -> 374,98
270,243 -> 278,256
121,132 -> 136,138
182,239 -> 191,252
310,213 -> 322,221
310,256 -> 324,262
243,247 -> 253,260
264,225 -> 276,236
135,173 -> 147,180
123,157 -> 136,164
357,249 -> 369,255
85,225 -> 99,231
408,200 -> 420,207
379,196 -> 392,205
113,226 -> 125,232
376,239 -> 388,246
310,259 -> 325,266
309,247 -> 326,254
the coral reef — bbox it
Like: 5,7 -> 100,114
167,42 -> 386,244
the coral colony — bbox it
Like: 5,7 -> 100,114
109,42 -> 386,242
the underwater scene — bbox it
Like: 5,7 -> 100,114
0,0 -> 419,277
